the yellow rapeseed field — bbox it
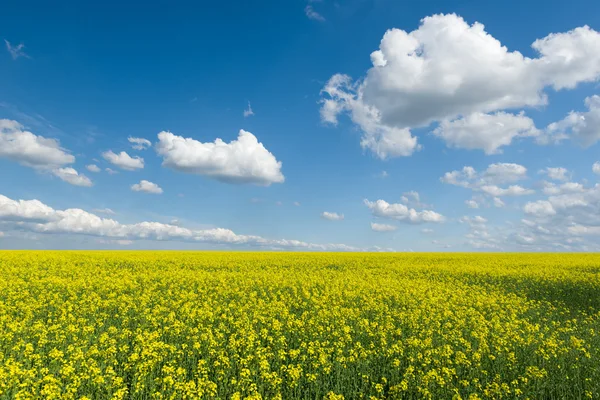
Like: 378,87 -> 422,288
0,251 -> 599,399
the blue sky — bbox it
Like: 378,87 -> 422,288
1,0 -> 600,251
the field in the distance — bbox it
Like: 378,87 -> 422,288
0,252 -> 599,399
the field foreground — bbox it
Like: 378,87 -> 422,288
0,252 -> 599,399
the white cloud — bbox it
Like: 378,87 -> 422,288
105,168 -> 118,175
400,191 -> 428,208
86,164 -> 101,173
243,102 -> 254,117
434,112 -> 539,154
442,163 -> 533,197
0,119 -> 75,168
493,197 -> 505,208
540,167 -> 569,181
0,193 -> 375,251
594,162 -> 600,175
4,40 -> 30,60
128,137 -> 152,150
541,181 -> 585,195
459,215 -> 488,227
523,200 -> 557,217
321,75 -> 418,159
465,199 -> 479,209
320,14 -> 600,156
480,185 -> 534,197
0,119 -> 93,187
364,199 -> 444,223
155,130 -> 284,186
421,228 -> 434,234
52,168 -> 93,187
0,194 -> 57,222
371,222 -> 397,232
305,5 -> 325,21
92,208 -> 115,215
293,201 -> 301,207
102,150 -> 144,170
543,96 -> 600,146
321,211 -> 344,221
131,180 -> 163,194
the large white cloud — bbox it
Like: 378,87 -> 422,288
364,199 -> 444,223
0,194 -> 57,222
0,193 -> 385,251
155,130 -> 284,186
102,150 -> 144,170
0,119 -> 75,168
320,14 -> 600,156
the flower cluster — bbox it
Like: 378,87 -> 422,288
0,252 -> 598,399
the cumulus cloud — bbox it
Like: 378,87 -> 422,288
52,168 -> 93,187
105,168 -> 118,175
594,162 -> 600,175
102,150 -> 144,170
321,75 -> 418,159
0,193 -> 376,251
480,185 -> 534,197
465,199 -> 480,209
0,119 -> 75,168
371,222 -> 397,232
243,102 -> 254,117
542,95 -> 600,146
441,163 -> 534,197
131,180 -> 163,194
128,137 -> 152,150
433,112 -> 539,154
459,215 -> 488,227
320,14 -> 600,156
155,130 -> 284,186
86,164 -> 101,173
541,181 -> 585,195
540,167 -> 569,181
364,199 -> 444,223
523,200 -> 556,217
321,212 -> 344,221
0,119 -> 93,187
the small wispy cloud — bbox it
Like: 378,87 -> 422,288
93,208 -> 116,215
305,5 -> 325,21
5,40 -> 30,60
243,101 -> 254,117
